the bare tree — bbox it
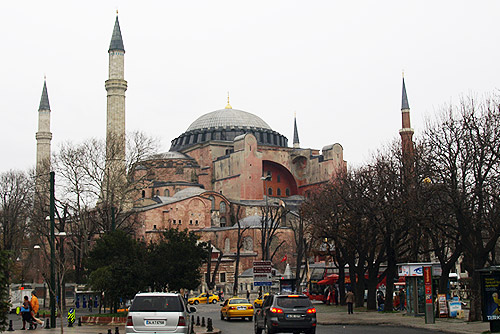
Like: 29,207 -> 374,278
0,170 -> 32,258
422,95 -> 500,321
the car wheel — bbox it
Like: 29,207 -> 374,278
220,312 -> 224,320
264,322 -> 274,334
248,316 -> 253,321
212,299 -> 217,304
226,316 -> 231,321
254,319 -> 262,334
194,300 -> 199,305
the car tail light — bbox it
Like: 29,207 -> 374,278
270,307 -> 283,313
307,308 -> 316,314
178,316 -> 186,326
248,305 -> 254,310
229,306 -> 236,310
126,316 -> 133,326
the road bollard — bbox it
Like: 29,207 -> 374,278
45,318 -> 50,329
7,320 -> 14,331
190,316 -> 195,334
108,329 -> 112,334
78,317 -> 82,326
196,315 -> 200,326
201,316 -> 205,327
207,318 -> 213,332
115,326 -> 120,334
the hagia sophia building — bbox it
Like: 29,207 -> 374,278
35,15 -> 411,294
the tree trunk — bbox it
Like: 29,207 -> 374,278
338,264 -> 346,306
366,270 -> 378,310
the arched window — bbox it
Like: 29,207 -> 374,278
286,188 -> 290,196
209,196 -> 215,210
277,188 -> 281,196
243,237 -> 253,251
164,189 -> 170,197
268,187 -> 273,196
277,175 -> 281,183
219,201 -> 226,213
156,190 -> 160,196
141,190 -> 145,198
220,217 -> 226,227
224,237 -> 230,252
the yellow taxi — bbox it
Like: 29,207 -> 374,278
253,293 -> 269,307
188,293 -> 220,305
220,297 -> 254,321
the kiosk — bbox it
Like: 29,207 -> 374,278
398,263 -> 441,317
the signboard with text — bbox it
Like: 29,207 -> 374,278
253,261 -> 272,287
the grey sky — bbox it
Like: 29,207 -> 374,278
1,1 -> 499,173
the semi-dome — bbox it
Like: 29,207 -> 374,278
186,109 -> 272,132
170,106 -> 288,152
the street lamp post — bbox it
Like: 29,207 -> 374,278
49,171 -> 56,328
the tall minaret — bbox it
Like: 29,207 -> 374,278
293,113 -> 300,148
36,79 -> 52,177
105,13 -> 127,168
399,75 -> 414,158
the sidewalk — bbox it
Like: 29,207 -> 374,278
315,303 -> 490,334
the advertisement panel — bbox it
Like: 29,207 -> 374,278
481,272 -> 500,321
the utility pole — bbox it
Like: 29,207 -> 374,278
49,171 -> 56,328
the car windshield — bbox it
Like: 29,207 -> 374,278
276,296 -> 311,308
229,298 -> 249,304
129,296 -> 184,312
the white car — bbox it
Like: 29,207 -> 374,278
126,292 -> 196,334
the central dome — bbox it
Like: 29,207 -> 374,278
186,109 -> 272,132
170,106 -> 288,152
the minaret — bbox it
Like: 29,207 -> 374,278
105,13 -> 127,168
36,79 -> 52,177
399,75 -> 414,157
293,113 -> 300,148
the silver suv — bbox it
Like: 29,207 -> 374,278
126,292 -> 196,334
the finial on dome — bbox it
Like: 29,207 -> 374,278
225,92 -> 232,109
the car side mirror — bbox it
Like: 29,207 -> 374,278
189,306 -> 197,313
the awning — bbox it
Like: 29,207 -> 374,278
317,274 -> 339,285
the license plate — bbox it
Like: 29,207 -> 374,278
145,319 -> 166,326
237,306 -> 247,310
286,314 -> 302,319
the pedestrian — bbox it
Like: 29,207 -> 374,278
20,296 -> 34,330
30,291 -> 44,328
399,289 -> 406,311
246,290 -> 250,300
345,289 -> 354,314
333,286 -> 339,305
377,291 -> 385,311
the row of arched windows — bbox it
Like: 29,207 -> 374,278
268,187 -> 290,197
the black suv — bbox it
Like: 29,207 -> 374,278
254,293 -> 317,334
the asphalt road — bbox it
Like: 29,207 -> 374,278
193,302 -> 446,334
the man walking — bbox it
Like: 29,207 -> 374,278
345,289 -> 354,314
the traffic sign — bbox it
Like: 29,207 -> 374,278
253,261 -> 272,286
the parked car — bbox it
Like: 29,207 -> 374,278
126,292 -> 196,334
220,297 -> 254,321
188,293 -> 219,305
254,293 -> 317,334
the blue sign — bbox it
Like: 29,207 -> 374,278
254,281 -> 272,286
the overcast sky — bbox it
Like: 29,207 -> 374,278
1,1 -> 499,173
